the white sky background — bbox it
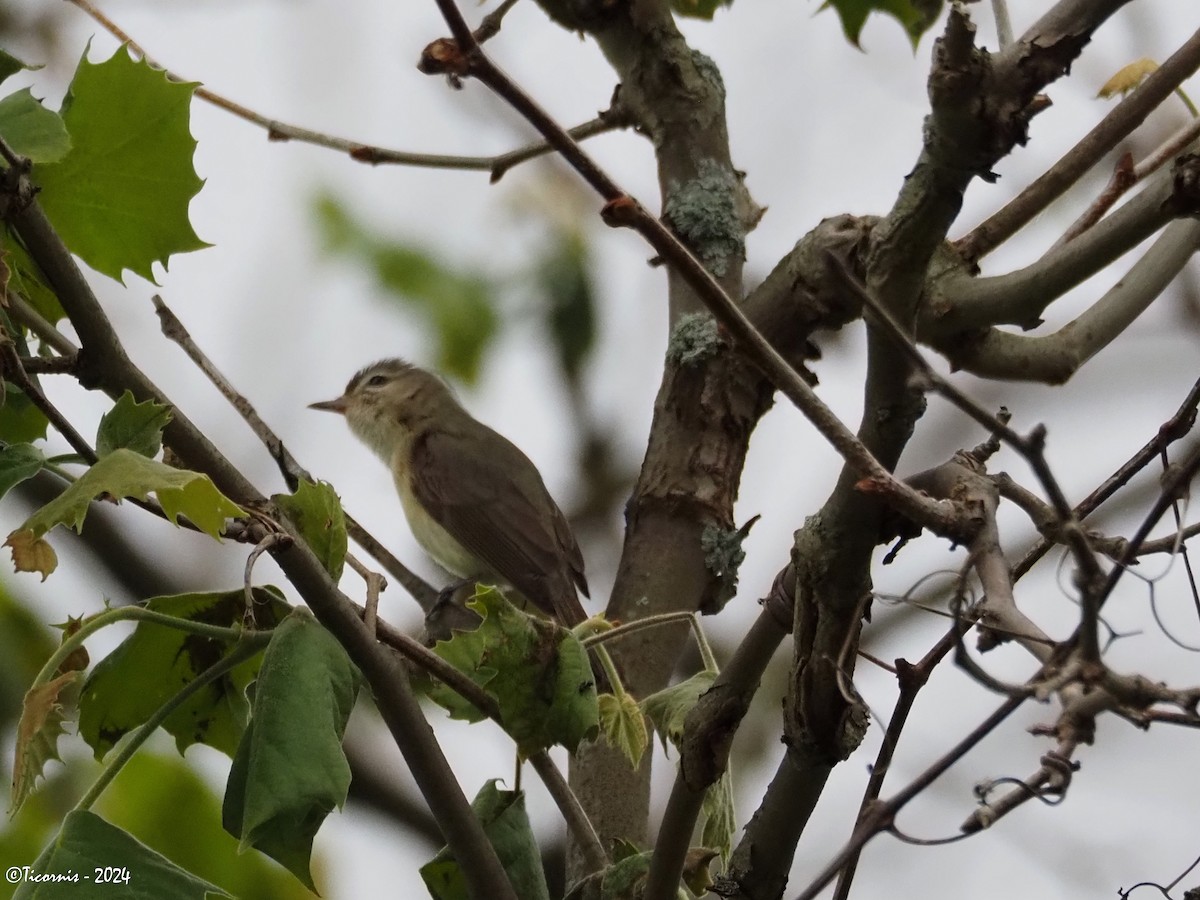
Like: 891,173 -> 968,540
3,1 -> 1200,897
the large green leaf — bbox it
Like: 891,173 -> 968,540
14,810 -> 231,900
222,612 -> 360,891
36,45 -> 209,283
821,0 -> 944,48
78,589 -> 290,760
0,89 -> 70,163
4,449 -> 245,579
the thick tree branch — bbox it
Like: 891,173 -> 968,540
934,217 -> 1200,383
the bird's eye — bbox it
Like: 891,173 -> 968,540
365,374 -> 388,388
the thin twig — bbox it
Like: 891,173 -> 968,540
65,0 -> 628,178
6,292 -> 79,356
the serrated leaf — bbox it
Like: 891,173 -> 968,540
78,588 -> 290,761
36,45 -> 209,284
599,690 -> 648,769
420,781 -> 550,900
0,441 -> 46,500
11,671 -> 80,811
0,382 -> 50,443
424,587 -> 599,754
313,192 -> 498,383
14,810 -> 232,900
641,669 -> 717,752
0,49 -> 36,86
274,480 -> 347,580
5,528 -> 57,579
1098,58 -> 1159,99
222,611 -> 361,890
95,391 -> 172,458
0,88 -> 71,163
821,0 -> 944,49
4,449 -> 245,578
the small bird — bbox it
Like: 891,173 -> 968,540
309,359 -> 591,628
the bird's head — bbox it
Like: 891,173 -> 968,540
309,358 -> 456,462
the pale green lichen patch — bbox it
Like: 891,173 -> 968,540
666,312 -> 721,366
664,158 -> 744,277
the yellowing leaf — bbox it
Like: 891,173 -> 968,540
5,449 -> 244,578
1098,58 -> 1159,99
5,528 -> 57,579
598,690 -> 648,769
11,670 -> 80,810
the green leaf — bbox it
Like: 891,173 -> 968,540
424,587 -> 599,754
14,810 -> 231,900
0,49 -> 36,86
536,231 -> 596,385
274,480 -> 347,580
420,781 -> 550,900
641,669 -> 716,752
821,0 -> 944,48
598,690 -> 648,769
4,448 -> 245,578
95,391 -> 173,458
314,191 -> 499,383
0,383 -> 50,444
78,589 -> 290,760
670,0 -> 731,20
222,611 -> 361,890
700,769 -> 736,863
36,45 -> 210,284
1,234 -> 65,325
0,441 -> 46,500
0,89 -> 71,163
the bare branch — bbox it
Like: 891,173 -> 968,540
65,0 -> 629,177
958,25 -> 1200,262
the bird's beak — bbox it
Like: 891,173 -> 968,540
308,396 -> 349,414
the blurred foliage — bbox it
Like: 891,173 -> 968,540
97,753 -> 317,900
534,230 -> 596,389
313,191 -> 499,384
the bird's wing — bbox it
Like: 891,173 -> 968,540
410,426 -> 588,624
